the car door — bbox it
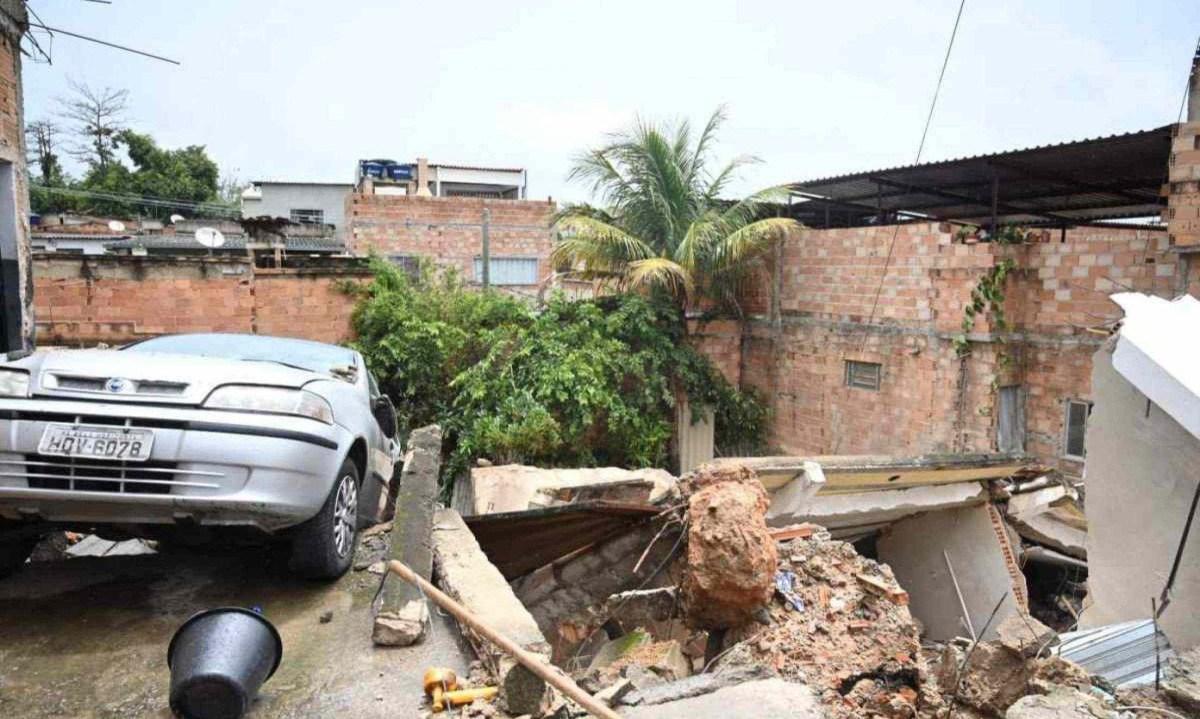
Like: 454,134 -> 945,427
365,367 -> 398,484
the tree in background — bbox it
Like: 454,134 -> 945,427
552,107 -> 800,316
57,79 -> 128,171
25,120 -> 74,214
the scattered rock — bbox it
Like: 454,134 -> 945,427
679,465 -> 777,630
371,600 -> 428,646
319,610 -> 333,624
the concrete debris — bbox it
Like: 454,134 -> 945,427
373,424 -> 441,647
353,520 -> 392,570
1163,645 -> 1200,715
620,678 -> 826,719
1006,485 -> 1087,560
996,614 -> 1056,659
431,508 -> 553,716
679,464 -> 778,630
456,464 -> 676,516
1003,688 -> 1118,719
715,530 -> 932,719
617,664 -> 776,707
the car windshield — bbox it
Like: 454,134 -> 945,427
124,333 -> 357,375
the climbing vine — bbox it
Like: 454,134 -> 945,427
953,258 -> 1017,358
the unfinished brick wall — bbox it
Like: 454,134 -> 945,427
345,193 -> 556,284
33,256 -> 368,346
715,222 -> 1199,473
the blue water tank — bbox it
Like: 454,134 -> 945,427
359,160 -> 388,179
387,164 -> 414,181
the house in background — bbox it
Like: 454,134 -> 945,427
240,181 -> 354,234
357,157 -> 526,199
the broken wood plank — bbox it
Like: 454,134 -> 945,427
769,523 -> 820,542
709,453 -> 1037,493
856,573 -> 910,606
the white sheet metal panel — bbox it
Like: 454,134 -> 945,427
1054,619 -> 1174,687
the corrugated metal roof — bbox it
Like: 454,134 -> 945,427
32,233 -> 131,241
433,163 -> 525,174
1054,619 -> 1174,687
103,235 -> 345,253
788,125 -> 1174,228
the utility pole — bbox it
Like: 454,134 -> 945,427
481,208 -> 491,290
1189,41 -> 1200,123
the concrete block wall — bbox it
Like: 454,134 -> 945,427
708,222 -> 1200,472
33,256 -> 368,345
345,193 -> 556,284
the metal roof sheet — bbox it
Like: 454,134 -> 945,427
789,126 -> 1175,228
1054,619 -> 1174,687
103,235 -> 345,253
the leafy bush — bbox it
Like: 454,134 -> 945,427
348,260 -> 768,487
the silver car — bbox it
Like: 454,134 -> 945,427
0,333 -> 400,579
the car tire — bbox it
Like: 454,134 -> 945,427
289,459 -> 360,580
0,537 -> 38,579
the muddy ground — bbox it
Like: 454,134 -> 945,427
0,546 -> 473,718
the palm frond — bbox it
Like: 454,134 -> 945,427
624,257 -> 694,300
710,217 -> 798,271
551,215 -> 654,272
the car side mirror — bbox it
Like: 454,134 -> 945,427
372,395 -> 398,439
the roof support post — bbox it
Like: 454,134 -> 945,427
990,171 -> 1000,235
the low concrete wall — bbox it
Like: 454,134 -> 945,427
878,503 -> 1027,641
1082,346 -> 1200,650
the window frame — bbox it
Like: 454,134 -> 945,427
1062,399 -> 1092,461
289,208 -> 325,225
473,256 -> 540,286
844,360 -> 882,391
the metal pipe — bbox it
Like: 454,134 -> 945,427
481,208 -> 491,289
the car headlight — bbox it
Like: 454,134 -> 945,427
204,386 -> 334,424
0,369 -> 30,398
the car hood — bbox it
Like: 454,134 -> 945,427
15,349 -> 323,405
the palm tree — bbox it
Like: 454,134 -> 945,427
552,107 -> 800,315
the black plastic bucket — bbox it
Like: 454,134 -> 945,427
167,607 -> 283,719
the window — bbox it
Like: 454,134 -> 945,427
289,208 -> 324,225
1063,400 -> 1092,460
997,386 -> 1025,453
388,254 -> 421,281
474,257 -> 539,285
844,360 -> 882,391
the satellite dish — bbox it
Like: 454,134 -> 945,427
169,214 -> 185,224
107,220 -> 126,232
194,227 -> 226,249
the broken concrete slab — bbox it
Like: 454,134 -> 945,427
618,665 -> 776,706
431,508 -> 552,716
1007,485 -> 1088,559
1004,687 -> 1118,718
373,424 -> 441,647
454,464 -> 676,516
621,678 -> 825,718
768,481 -> 989,541
877,503 -> 1027,641
997,613 -> 1056,658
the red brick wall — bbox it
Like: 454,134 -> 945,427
346,194 -> 556,284
688,319 -> 742,385
714,222 -> 1197,471
33,256 -> 367,346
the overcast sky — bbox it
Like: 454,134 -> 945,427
21,0 -> 1200,204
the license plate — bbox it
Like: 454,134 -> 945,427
38,424 -> 155,462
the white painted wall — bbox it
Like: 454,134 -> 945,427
241,183 -> 352,230
1081,345 -> 1200,650
878,503 -> 1025,641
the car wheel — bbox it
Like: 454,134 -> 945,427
289,459 -> 360,580
0,537 -> 39,579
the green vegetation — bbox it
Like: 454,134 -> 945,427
552,107 -> 799,316
954,257 -> 1017,359
27,80 -> 231,218
348,261 -> 767,486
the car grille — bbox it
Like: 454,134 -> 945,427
1,456 -> 223,495
47,373 -> 189,397
0,411 -> 190,431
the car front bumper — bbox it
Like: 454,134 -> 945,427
0,398 -> 352,532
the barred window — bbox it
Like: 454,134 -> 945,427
844,360 -> 882,391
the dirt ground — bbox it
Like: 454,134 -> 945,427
0,546 -> 473,718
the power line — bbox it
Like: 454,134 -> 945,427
32,185 -> 240,216
26,22 -> 180,65
832,0 -> 967,453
